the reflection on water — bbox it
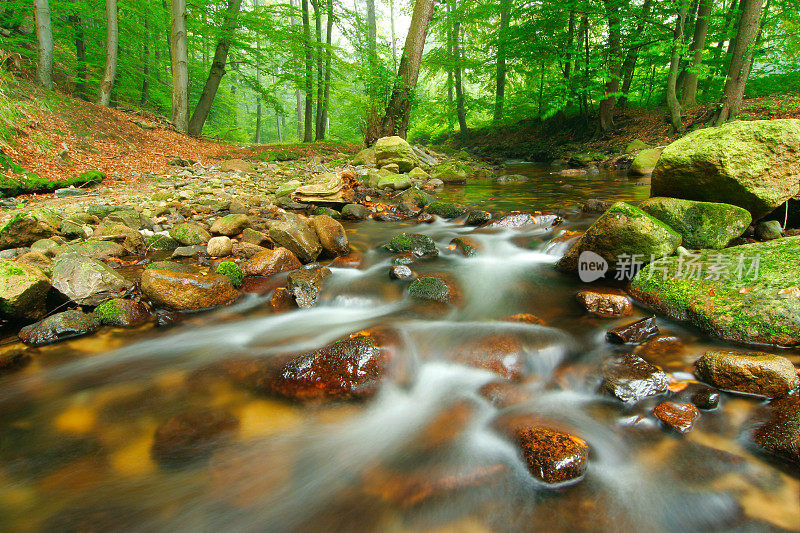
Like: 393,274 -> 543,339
0,166 -> 797,532
436,162 -> 652,213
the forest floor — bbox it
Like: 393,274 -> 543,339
448,93 -> 800,162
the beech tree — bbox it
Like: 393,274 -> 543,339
97,0 -> 118,106
171,0 -> 189,133
33,0 -> 53,90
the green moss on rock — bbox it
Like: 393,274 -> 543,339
384,233 -> 438,257
426,201 -> 467,219
640,197 -> 751,249
215,261 -> 244,287
408,277 -> 450,302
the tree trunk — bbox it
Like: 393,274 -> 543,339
276,110 -> 283,142
302,0 -> 314,142
390,0 -> 397,70
453,7 -> 468,133
319,0 -> 333,140
680,0 -> 711,105
97,0 -> 118,106
493,0 -> 511,123
313,0 -> 324,139
617,0 -> 653,108
188,0 -> 243,137
578,11 -> 590,120
667,0 -> 690,132
714,0 -> 762,124
703,0 -> 740,94
141,17 -> 151,105
255,99 -> 262,143
171,0 -> 189,133
69,15 -> 87,98
366,0 -> 377,62
599,0 -> 622,132
290,0 -> 303,140
33,0 -> 53,89
368,0 -> 435,145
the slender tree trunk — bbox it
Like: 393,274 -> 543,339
617,0 -> 653,108
680,0 -> 711,105
276,110 -> 283,142
290,0 -> 303,140
34,0 -> 53,89
255,99 -> 262,143
493,0 -> 511,123
313,0 -> 324,139
714,0 -> 762,124
564,9 -> 575,81
453,4 -> 468,133
368,0 -> 435,144
171,0 -> 189,133
69,15 -> 87,98
702,0 -> 740,93
599,0 -> 622,132
302,0 -> 314,142
188,0 -> 243,136
667,0 -> 689,132
578,11 -> 590,120
97,0 -> 118,106
141,18 -> 151,105
319,0 -> 333,140
390,0 -> 397,70
366,0 -> 377,62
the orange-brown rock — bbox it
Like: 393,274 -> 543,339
576,288 -> 633,318
500,313 -> 545,326
241,247 -> 302,277
140,269 -> 240,311
652,401 -> 700,434
451,334 -> 527,381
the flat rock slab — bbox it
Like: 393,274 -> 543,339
695,351 -> 798,398
629,236 -> 800,346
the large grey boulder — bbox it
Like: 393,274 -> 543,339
0,259 -> 51,320
51,253 -> 134,306
374,136 -> 420,173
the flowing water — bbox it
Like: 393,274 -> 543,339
0,165 -> 798,532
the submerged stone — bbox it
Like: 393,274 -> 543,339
408,277 -> 450,303
652,401 -> 700,434
749,393 -> 800,467
151,408 -> 239,468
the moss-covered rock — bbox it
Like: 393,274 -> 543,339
50,253 -> 134,306
352,147 -> 376,166
147,234 -> 181,251
211,214 -> 250,236
557,202 -> 682,273
408,277 -> 450,303
384,233 -> 438,258
430,161 -> 472,184
275,180 -> 301,198
0,208 -> 61,249
625,139 -> 649,153
628,236 -> 800,346
374,136 -> 419,173
0,167 -> 103,198
52,240 -> 126,261
569,152 -> 605,166
377,174 -> 413,190
426,201 -> 467,219
169,223 -> 211,246
0,259 -> 50,320
639,197 -> 751,249
94,298 -> 150,327
146,260 -> 193,273
628,148 -> 662,176
651,119 -> 800,219
215,261 -> 244,287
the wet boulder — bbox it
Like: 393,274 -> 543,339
408,277 -> 450,303
606,316 -> 659,344
51,254 -> 134,306
755,220 -> 783,241
377,174 -> 413,190
0,259 -> 50,320
390,265 -> 417,281
384,233 -> 438,258
482,213 -> 560,231
0,208 -> 60,249
94,222 -> 147,254
576,288 -> 633,318
374,136 -> 419,173
206,236 -> 233,257
694,351 -> 799,398
629,237 -> 800,346
652,402 -> 700,434
650,119 -> 800,219
169,223 -> 211,246
426,201 -> 467,219
52,240 -> 126,261
269,216 -> 322,263
639,197 -> 751,249
151,407 -> 239,468
211,214 -> 250,236
19,310 -> 101,346
341,203 -> 369,220
140,269 -> 241,311
466,210 -> 492,226
480,381 -> 533,408
430,161 -> 471,184
242,247 -> 302,277
557,202 -> 681,274
496,415 -> 589,484
451,334 -> 527,381
450,237 -> 481,257
93,298 -> 151,327
311,215 -> 350,257
600,353 -> 669,403
749,393 -> 800,467
286,267 -> 330,308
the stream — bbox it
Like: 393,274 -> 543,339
0,164 -> 797,532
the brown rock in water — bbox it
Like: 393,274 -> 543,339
750,393 -> 800,467
389,265 -> 417,281
151,407 -> 239,468
232,242 -> 265,260
311,215 -> 350,257
19,310 -> 101,346
576,288 -> 633,318
450,237 -> 481,257
500,313 -> 545,326
451,334 -> 527,381
606,316 -> 659,344
269,287 -> 294,312
140,269 -> 240,311
331,252 -> 363,269
497,415 -> 589,484
241,247 -> 301,277
269,216 -> 322,263
689,385 -> 721,410
481,213 -> 561,231
600,353 -> 670,403
94,298 -> 151,327
695,351 -> 799,398
633,335 -> 685,362
480,381 -> 532,408
286,267 -> 330,308
652,401 -> 700,434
